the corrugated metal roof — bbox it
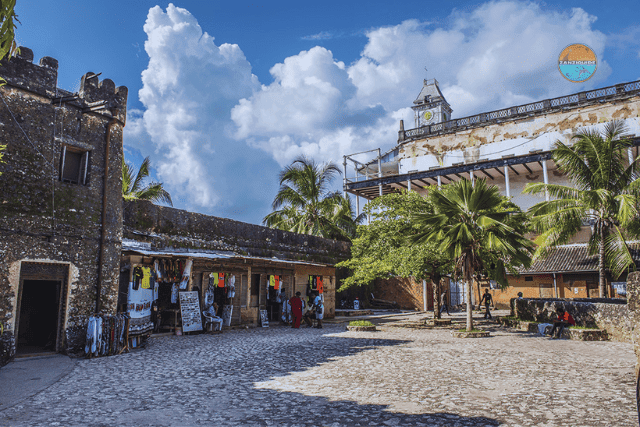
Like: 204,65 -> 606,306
519,243 -> 640,274
121,239 -> 331,267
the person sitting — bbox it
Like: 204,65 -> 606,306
550,308 -> 575,339
203,303 -> 223,332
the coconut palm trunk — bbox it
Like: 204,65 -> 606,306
599,225 -> 607,298
464,253 -> 474,331
432,272 -> 441,319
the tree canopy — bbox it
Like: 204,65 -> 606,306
524,120 -> 640,297
263,156 -> 363,241
337,190 -> 454,292
411,179 -> 533,331
122,156 -> 173,206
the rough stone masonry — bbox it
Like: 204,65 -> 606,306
0,47 -> 128,365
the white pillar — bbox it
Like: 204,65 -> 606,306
504,165 -> 510,198
378,149 -> 383,197
629,148 -> 634,166
470,170 -> 475,187
423,279 -> 428,312
437,175 -> 442,188
356,195 -> 360,216
407,179 -> 411,191
542,160 -> 549,201
342,157 -> 347,198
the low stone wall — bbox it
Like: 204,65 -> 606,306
511,297 -> 632,343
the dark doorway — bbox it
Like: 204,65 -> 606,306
17,280 -> 61,355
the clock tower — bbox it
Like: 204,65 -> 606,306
412,78 -> 452,128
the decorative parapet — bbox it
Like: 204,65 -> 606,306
398,80 -> 640,144
0,46 -> 127,123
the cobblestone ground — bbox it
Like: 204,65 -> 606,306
0,312 -> 636,427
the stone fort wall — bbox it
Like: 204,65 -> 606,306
0,47 -> 127,365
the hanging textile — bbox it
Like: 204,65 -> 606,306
141,266 -> 151,289
316,276 -> 323,294
179,259 -> 193,290
218,272 -> 225,288
171,283 -> 179,304
227,275 -> 236,298
269,275 -> 275,287
274,275 -> 280,290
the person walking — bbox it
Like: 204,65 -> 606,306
480,288 -> 493,319
439,291 -> 450,316
289,292 -> 303,329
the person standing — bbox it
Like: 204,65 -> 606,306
480,288 -> 493,319
289,292 -> 303,329
314,292 -> 324,329
439,291 -> 450,316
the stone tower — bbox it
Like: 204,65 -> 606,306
412,78 -> 452,128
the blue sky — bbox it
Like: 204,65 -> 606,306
14,0 -> 640,224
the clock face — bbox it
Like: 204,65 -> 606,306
422,109 -> 435,124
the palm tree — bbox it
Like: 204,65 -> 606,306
263,156 -> 363,240
122,156 -> 173,206
524,120 -> 639,298
411,179 -> 533,331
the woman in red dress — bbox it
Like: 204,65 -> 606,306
289,291 -> 303,328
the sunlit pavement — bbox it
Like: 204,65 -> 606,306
0,312 -> 635,426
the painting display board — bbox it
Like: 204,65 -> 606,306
259,309 -> 269,327
179,291 -> 203,332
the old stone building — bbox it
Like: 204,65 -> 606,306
344,78 -> 640,308
0,48 -> 127,365
0,48 -> 350,366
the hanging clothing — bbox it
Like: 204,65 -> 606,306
269,275 -> 275,288
316,276 -> 323,294
171,283 -> 179,304
218,272 -> 225,288
132,267 -> 143,290
227,275 -> 236,298
179,259 -> 193,290
141,267 -> 151,289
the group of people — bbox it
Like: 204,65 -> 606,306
439,289 -> 495,319
288,291 -> 324,329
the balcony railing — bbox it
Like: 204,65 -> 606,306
399,80 -> 640,144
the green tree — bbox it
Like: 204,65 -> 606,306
411,179 -> 533,331
0,0 -> 18,66
122,156 -> 173,206
337,191 -> 454,318
0,0 -> 18,175
524,120 -> 639,298
263,156 -> 362,240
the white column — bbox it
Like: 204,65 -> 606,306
423,279 -> 428,312
378,149 -> 383,197
542,160 -> 549,201
437,175 -> 442,188
407,179 -> 411,191
356,195 -> 360,216
470,170 -> 475,187
629,148 -> 634,166
504,165 -> 510,198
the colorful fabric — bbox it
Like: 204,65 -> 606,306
218,272 -> 225,288
270,275 -> 275,287
274,275 -> 280,290
316,276 -> 323,294
141,267 -> 151,289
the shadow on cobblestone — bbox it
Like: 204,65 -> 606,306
0,325 -> 503,426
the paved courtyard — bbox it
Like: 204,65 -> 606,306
0,312 -> 636,426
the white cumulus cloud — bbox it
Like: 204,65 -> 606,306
126,1 -> 614,224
